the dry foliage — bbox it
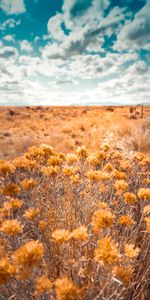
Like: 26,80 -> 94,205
0,144 -> 150,300
0,106 -> 150,161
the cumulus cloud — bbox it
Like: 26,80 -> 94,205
0,18 -> 21,31
114,0 -> 150,50
0,0 -> 26,15
0,0 -> 149,106
0,46 -> 18,59
44,4 -> 125,60
45,0 -> 111,59
62,0 -> 109,29
3,35 -> 15,42
128,60 -> 149,75
20,40 -> 33,53
94,59 -> 150,104
47,13 -> 65,41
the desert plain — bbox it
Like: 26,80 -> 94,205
0,105 -> 150,160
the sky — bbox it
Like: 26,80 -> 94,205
0,0 -> 150,106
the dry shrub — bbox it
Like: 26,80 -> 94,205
15,136 -> 38,154
122,118 -> 150,154
0,144 -> 150,299
101,119 -> 150,157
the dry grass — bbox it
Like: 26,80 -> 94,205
0,106 -> 150,160
0,106 -> 150,299
0,144 -> 150,299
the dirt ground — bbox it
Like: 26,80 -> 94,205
0,106 -> 150,160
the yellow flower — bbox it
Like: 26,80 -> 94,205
134,152 -> 145,161
86,170 -> 101,181
13,240 -> 44,268
47,156 -> 63,167
97,151 -> 107,161
63,166 -> 74,177
103,163 -> 114,172
8,198 -> 23,210
142,178 -> 150,185
40,144 -> 54,156
24,208 -> 40,221
92,209 -> 114,232
123,192 -> 137,205
41,166 -> 60,176
3,201 -> 11,210
52,229 -> 70,243
124,243 -> 140,258
66,153 -> 78,164
139,157 -> 150,167
113,266 -> 133,286
76,146 -> 88,158
138,188 -> 150,201
143,205 -> 150,215
0,258 -> 15,285
0,219 -> 23,236
70,226 -> 88,241
113,170 -> 127,180
114,180 -> 128,194
87,152 -> 106,166
99,184 -> 107,193
0,207 -> 10,218
1,198 -> 22,213
94,237 -> 120,266
70,174 -> 80,184
100,144 -> 110,152
13,157 -> 37,170
25,146 -> 45,160
55,277 -> 79,300
109,151 -> 122,161
119,160 -> 131,172
99,172 -> 111,181
97,201 -> 108,209
34,276 -> 53,295
1,183 -> 20,196
0,160 -> 16,176
145,217 -> 150,234
38,220 -> 47,231
21,178 -> 37,191
119,215 -> 133,227
58,153 -> 66,160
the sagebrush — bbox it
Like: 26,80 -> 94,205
0,144 -> 150,299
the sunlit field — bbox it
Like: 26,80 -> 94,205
0,106 -> 150,299
0,106 -> 150,160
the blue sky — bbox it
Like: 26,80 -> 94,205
0,0 -> 150,105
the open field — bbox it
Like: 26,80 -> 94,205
0,106 -> 150,299
0,106 -> 150,160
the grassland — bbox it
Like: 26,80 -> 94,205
0,106 -> 150,299
0,106 -> 150,160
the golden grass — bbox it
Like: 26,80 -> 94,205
0,106 -> 150,160
0,143 -> 150,299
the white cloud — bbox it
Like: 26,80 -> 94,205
0,18 -> 21,31
62,0 -> 109,29
47,13 -> 65,41
45,4 -> 126,60
20,40 -> 33,53
114,0 -> 150,50
0,46 -> 18,60
0,0 -> 26,15
0,1 -> 149,106
3,34 -> 15,42
128,60 -> 149,75
0,32 -> 147,106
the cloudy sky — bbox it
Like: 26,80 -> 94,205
0,0 -> 150,105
